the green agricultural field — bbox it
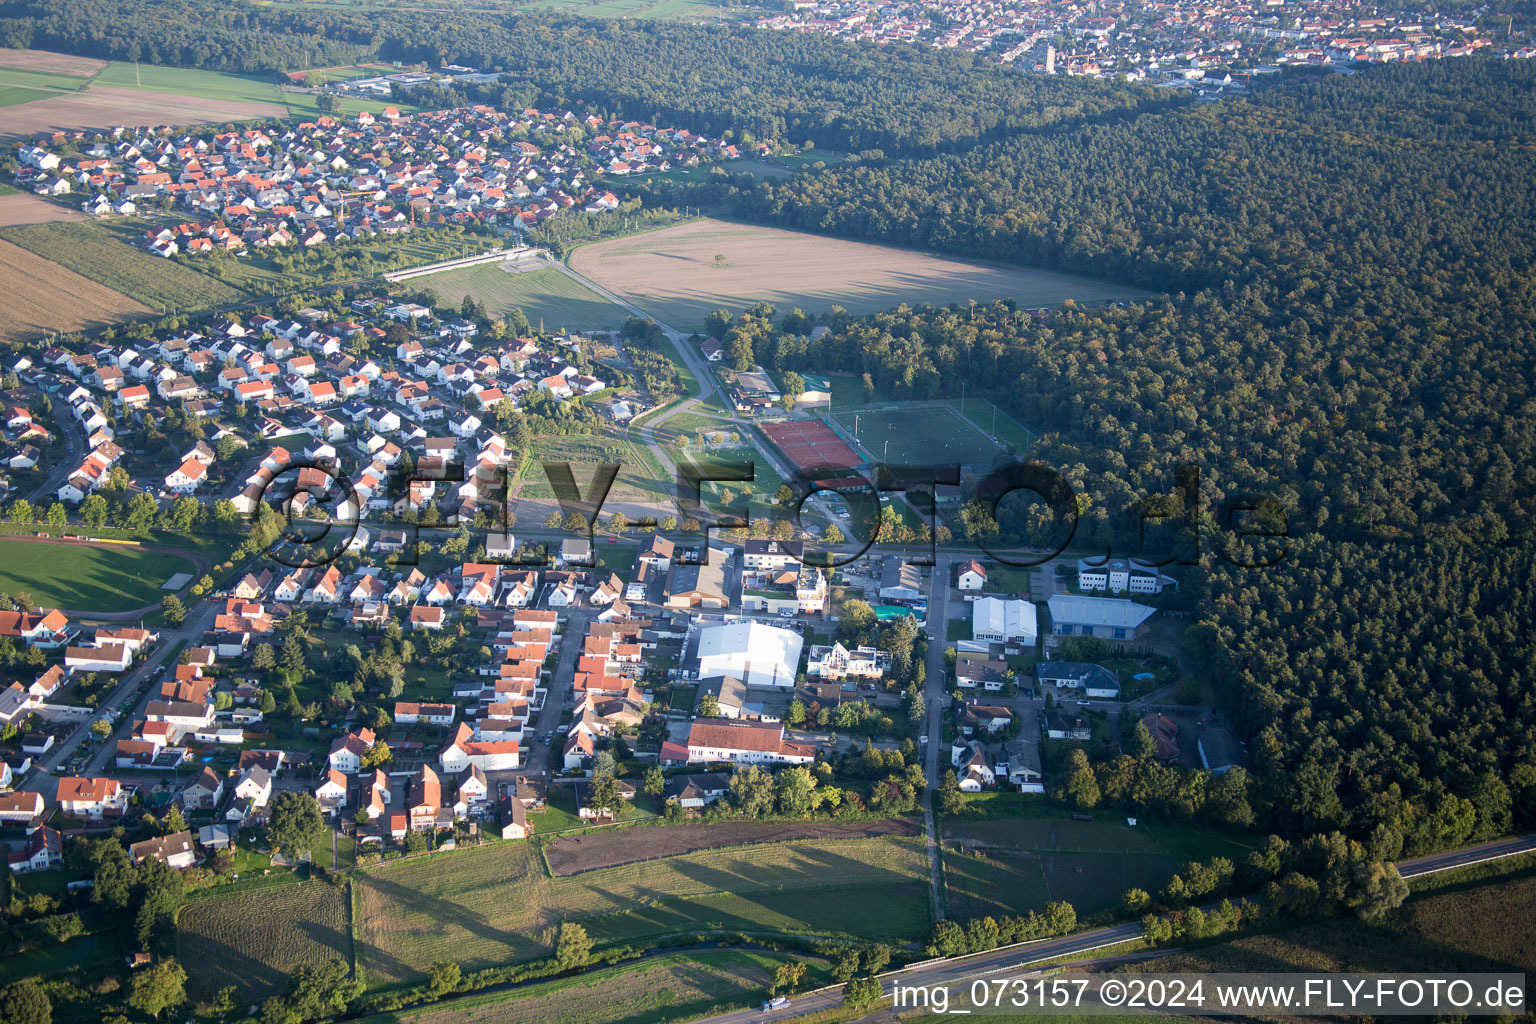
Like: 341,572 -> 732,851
520,432 -> 669,503
357,950 -> 826,1024
0,538 -> 197,611
941,798 -> 1257,920
92,61 -> 286,105
420,264 -> 629,334
352,836 -> 930,986
88,60 -> 418,120
177,881 -> 352,1001
0,220 -> 246,311
525,0 -> 765,20
0,67 -> 90,92
0,85 -> 54,108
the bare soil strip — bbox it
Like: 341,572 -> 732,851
0,85 -> 285,138
0,194 -> 86,227
0,49 -> 107,77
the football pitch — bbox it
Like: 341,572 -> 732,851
0,537 -> 195,611
834,403 -> 1006,469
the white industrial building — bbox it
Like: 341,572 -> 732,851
971,597 -> 1038,644
695,620 -> 803,688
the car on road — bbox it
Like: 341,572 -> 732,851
762,995 -> 791,1013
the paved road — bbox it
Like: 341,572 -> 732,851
684,831 -> 1536,1024
511,604 -> 594,777
703,921 -> 1148,1024
19,598 -> 220,798
1395,833 -> 1536,878
920,553 -> 959,924
26,397 -> 86,504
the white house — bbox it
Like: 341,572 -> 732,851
956,559 -> 987,592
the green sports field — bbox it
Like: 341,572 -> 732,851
419,264 -> 629,333
835,404 -> 1005,468
0,538 -> 196,611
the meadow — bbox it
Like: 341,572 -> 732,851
0,538 -> 197,611
352,836 -> 930,986
0,220 -> 246,311
357,950 -> 825,1024
568,219 -> 1146,331
941,797 -> 1257,920
1149,871 -> 1536,974
420,264 -> 629,333
176,881 -> 352,1001
520,433 -> 670,503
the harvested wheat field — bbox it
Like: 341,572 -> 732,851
0,85 -> 285,138
0,238 -> 150,340
570,218 -> 1146,330
0,49 -> 107,77
0,194 -> 86,227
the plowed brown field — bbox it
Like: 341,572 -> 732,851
0,238 -> 150,341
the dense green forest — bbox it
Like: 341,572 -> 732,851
0,0 -> 1163,153
688,59 -> 1536,852
4,0 -> 1534,854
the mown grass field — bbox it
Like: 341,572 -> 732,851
177,881 -> 352,1001
0,538 -> 197,611
352,836 -> 930,987
941,796 -> 1257,920
1,220 -> 246,311
569,218 -> 1146,331
833,404 -> 1002,468
420,264 -> 629,333
359,949 -> 824,1024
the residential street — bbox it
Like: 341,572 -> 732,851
921,552 -> 960,924
18,597 -> 220,799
